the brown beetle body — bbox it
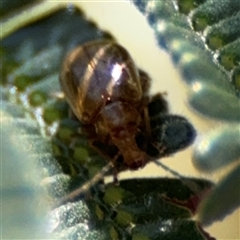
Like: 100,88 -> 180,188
60,41 -> 142,124
60,40 -> 196,172
60,40 -> 151,170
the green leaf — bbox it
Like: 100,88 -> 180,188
0,102 -> 53,239
198,165 -> 240,226
133,0 -> 240,231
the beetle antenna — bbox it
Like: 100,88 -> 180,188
154,161 -> 202,193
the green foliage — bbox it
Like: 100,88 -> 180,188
133,0 -> 240,229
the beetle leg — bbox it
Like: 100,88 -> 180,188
138,69 -> 151,96
53,161 -> 114,208
143,106 -> 151,136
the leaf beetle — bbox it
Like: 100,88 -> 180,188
60,40 -> 196,172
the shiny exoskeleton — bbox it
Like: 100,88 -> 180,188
60,40 -> 196,171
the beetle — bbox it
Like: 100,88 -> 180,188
60,40 -> 196,172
